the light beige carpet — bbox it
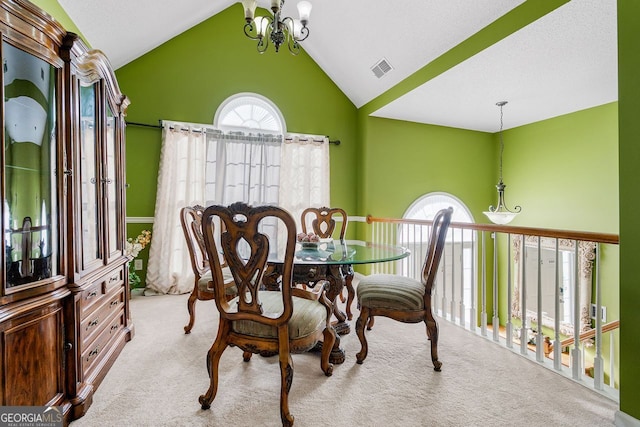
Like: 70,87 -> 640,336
70,291 -> 617,427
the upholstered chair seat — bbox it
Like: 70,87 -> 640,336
357,274 -> 426,311
230,291 -> 328,341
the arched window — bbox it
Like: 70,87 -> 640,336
403,192 -> 474,223
214,92 -> 285,133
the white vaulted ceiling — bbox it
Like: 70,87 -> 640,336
57,0 -> 617,132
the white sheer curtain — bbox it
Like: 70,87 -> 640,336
204,131 -> 281,206
145,123 -> 207,295
146,125 -> 330,295
279,133 -> 331,230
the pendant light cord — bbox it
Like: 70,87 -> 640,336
497,101 -> 507,183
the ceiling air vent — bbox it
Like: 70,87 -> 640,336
371,58 -> 393,78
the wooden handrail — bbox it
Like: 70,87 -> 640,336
560,320 -> 620,348
366,215 -> 619,245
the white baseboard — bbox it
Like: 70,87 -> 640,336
616,410 -> 640,427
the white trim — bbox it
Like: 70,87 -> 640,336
615,411 -> 640,427
126,216 -> 154,223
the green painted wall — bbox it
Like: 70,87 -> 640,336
359,117 -> 495,220
618,0 -> 640,419
503,102 -> 618,232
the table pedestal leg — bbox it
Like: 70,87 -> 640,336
264,262 -> 349,364
324,264 -> 349,364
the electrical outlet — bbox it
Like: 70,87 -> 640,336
590,303 -> 606,322
134,259 -> 143,271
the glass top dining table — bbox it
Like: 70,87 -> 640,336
264,239 -> 410,364
287,239 -> 410,266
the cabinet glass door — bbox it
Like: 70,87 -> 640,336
2,42 -> 58,287
105,105 -> 119,256
79,82 -> 101,267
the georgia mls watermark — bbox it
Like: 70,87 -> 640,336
0,406 -> 63,427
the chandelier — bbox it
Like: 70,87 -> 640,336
241,0 -> 312,54
483,101 -> 522,225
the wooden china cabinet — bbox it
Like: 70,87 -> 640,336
0,0 -> 132,422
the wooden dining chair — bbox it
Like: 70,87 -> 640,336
180,205 -> 237,334
199,202 -> 336,427
300,206 -> 356,320
355,207 -> 453,371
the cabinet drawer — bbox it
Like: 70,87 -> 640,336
81,309 -> 125,375
80,289 -> 125,350
103,268 -> 124,293
79,268 -> 124,318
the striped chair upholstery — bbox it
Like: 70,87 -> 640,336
356,274 -> 425,311
230,291 -> 328,339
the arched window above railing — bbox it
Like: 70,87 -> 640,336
404,192 -> 474,223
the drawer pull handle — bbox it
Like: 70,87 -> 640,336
110,324 -> 119,332
87,290 -> 98,299
110,300 -> 119,307
86,319 -> 99,330
109,276 -> 118,283
86,347 -> 99,362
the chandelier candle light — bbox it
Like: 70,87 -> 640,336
483,101 -> 522,225
241,0 -> 312,54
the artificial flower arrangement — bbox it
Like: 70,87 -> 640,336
297,232 -> 321,250
297,232 -> 320,243
125,230 -> 152,289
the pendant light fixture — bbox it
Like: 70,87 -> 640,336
483,101 -> 521,225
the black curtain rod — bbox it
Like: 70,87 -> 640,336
126,121 -> 341,145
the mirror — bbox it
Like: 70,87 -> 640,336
3,41 -> 58,286
512,236 -> 596,337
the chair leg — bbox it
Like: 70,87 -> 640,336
355,306 -> 370,364
367,316 -> 375,330
184,289 -> 198,334
321,327 -> 335,376
199,327 -> 230,409
425,318 -> 442,371
278,332 -> 294,427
